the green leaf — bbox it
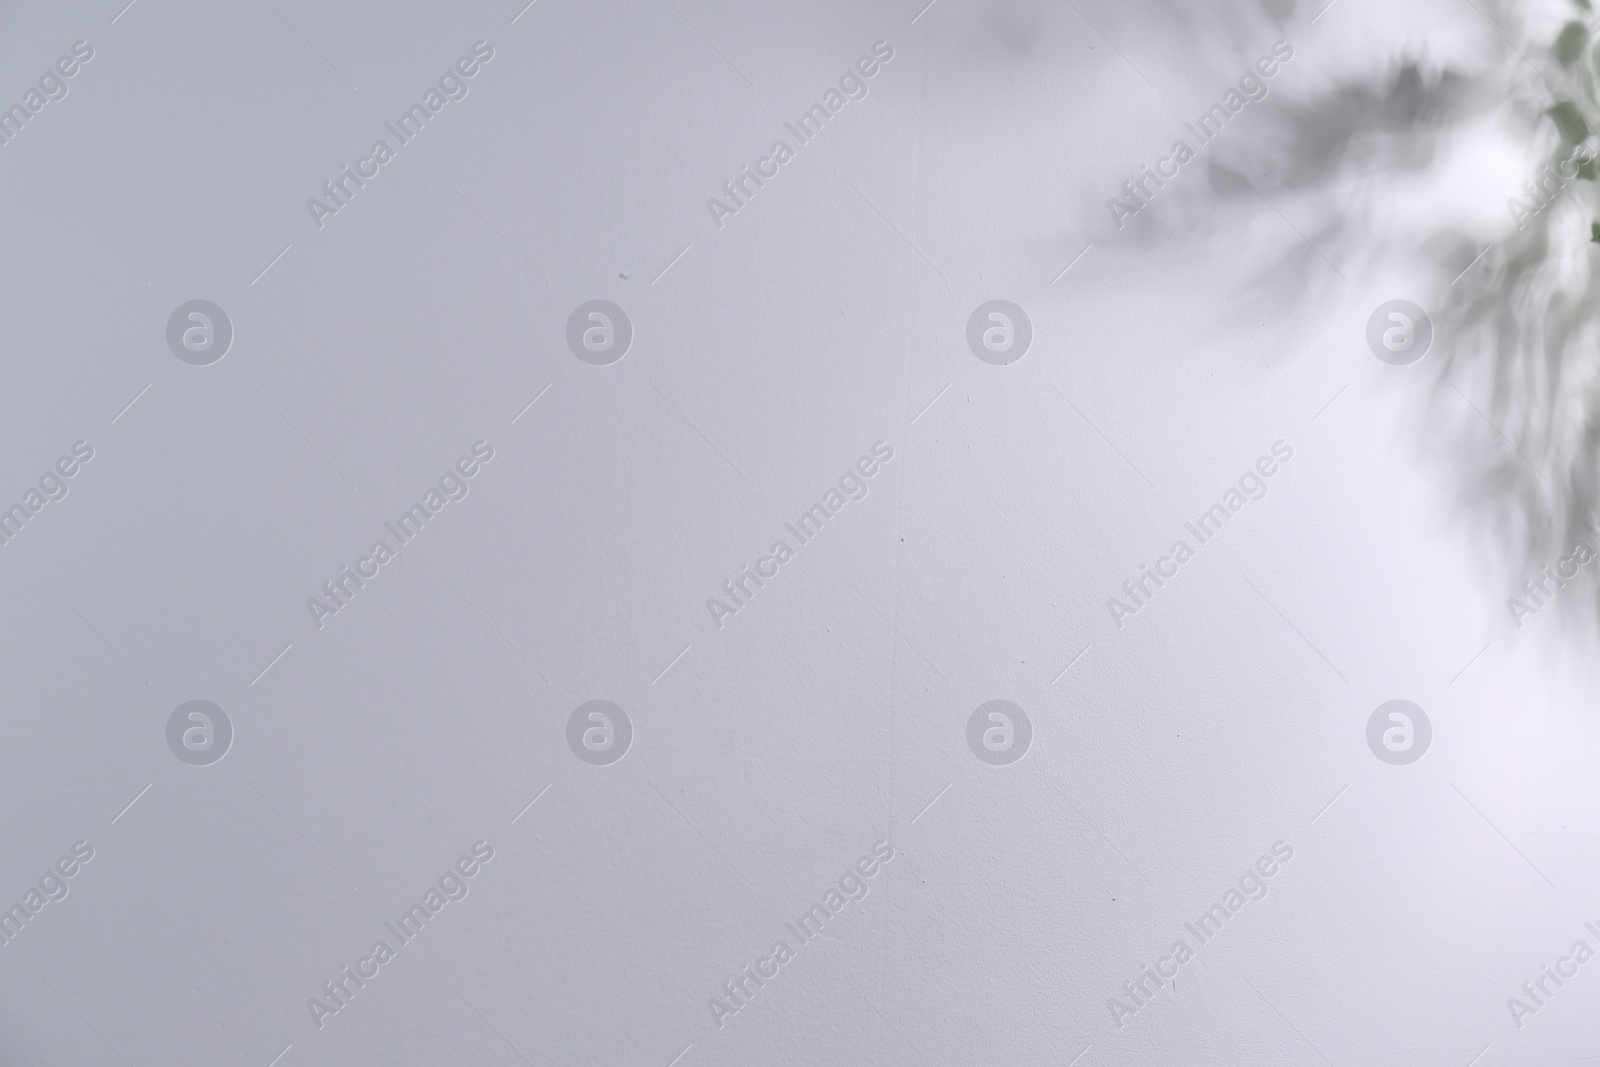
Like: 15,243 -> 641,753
1549,100 -> 1589,144
1556,21 -> 1588,64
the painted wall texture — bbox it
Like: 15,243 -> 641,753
1,0 -> 1596,1064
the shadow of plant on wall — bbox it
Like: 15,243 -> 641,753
1147,0 -> 1600,632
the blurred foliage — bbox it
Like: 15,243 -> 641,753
1196,0 -> 1600,617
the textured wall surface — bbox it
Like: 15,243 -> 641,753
0,0 -> 1594,1064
